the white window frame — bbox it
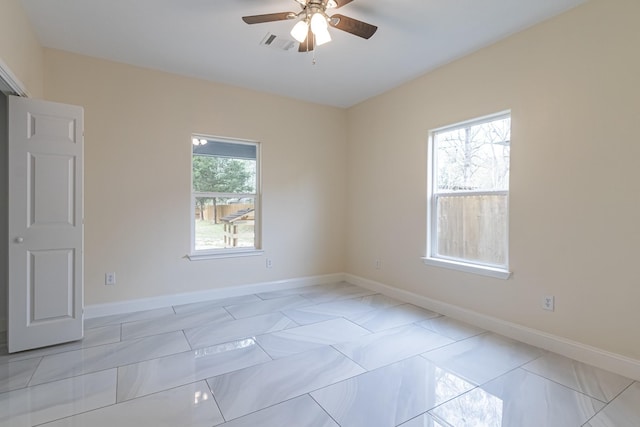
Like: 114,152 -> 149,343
188,135 -> 263,260
423,112 -> 512,279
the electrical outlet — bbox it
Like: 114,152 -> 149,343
266,258 -> 273,269
542,295 -> 554,311
375,259 -> 382,270
105,272 -> 116,286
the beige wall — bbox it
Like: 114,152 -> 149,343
346,0 -> 640,360
43,49 -> 347,305
0,0 -> 43,97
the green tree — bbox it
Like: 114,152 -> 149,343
192,155 -> 254,223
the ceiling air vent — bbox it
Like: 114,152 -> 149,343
260,33 -> 297,52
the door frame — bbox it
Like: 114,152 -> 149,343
1,59 -> 32,336
0,57 -> 30,97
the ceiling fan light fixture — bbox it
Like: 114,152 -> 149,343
326,0 -> 338,8
310,12 -> 328,34
290,20 -> 309,43
315,26 -> 332,45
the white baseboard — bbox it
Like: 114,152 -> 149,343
345,273 -> 640,382
84,273 -> 345,319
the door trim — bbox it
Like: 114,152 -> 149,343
0,58 -> 29,97
0,60 -> 26,336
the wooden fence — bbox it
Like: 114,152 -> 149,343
437,194 -> 508,265
197,203 -> 253,223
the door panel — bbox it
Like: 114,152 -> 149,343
29,249 -> 75,321
27,112 -> 77,144
30,153 -> 76,227
8,96 -> 84,353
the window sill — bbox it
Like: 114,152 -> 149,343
188,249 -> 264,261
421,257 -> 512,279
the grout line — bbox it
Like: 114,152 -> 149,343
584,380 -> 638,424
517,366 -> 610,403
251,337 -> 275,361
25,356 -> 45,388
309,392 -> 343,426
204,378 -> 226,423
181,329 -> 194,350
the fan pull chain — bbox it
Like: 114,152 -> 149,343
312,34 -> 317,65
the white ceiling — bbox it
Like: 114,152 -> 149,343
20,0 -> 587,107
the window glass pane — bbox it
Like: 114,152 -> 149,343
437,195 -> 507,265
194,197 -> 255,250
193,140 -> 257,160
434,117 -> 510,192
436,194 -> 508,265
192,155 -> 256,193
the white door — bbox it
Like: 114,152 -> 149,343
8,96 -> 84,353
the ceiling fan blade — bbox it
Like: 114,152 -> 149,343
298,28 -> 315,52
329,14 -> 377,39
242,12 -> 296,24
333,0 -> 354,8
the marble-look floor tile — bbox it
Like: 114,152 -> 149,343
225,295 -> 311,319
354,293 -> 405,310
282,307 -> 341,326
84,307 -> 175,329
121,307 -> 233,340
348,304 -> 441,332
334,324 -> 454,371
311,356 -> 474,427
0,325 -> 122,364
301,284 -> 378,304
258,282 -> 376,304
29,330 -> 190,386
430,368 -> 605,427
185,312 -> 297,349
116,338 -> 270,402
255,282 -> 346,299
585,382 -> 640,427
325,294 -> 404,315
422,333 -> 545,385
40,381 -> 224,427
0,357 -> 41,393
416,316 -> 485,341
219,395 -> 338,427
255,318 -> 371,359
282,294 -> 402,325
172,294 -> 262,315
0,369 -> 116,427
522,352 -> 634,402
208,346 -> 365,420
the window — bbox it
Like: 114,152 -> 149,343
424,112 -> 511,278
190,136 -> 261,259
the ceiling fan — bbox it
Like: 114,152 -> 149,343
242,0 -> 377,52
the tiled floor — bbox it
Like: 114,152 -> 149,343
1,282 -> 639,426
